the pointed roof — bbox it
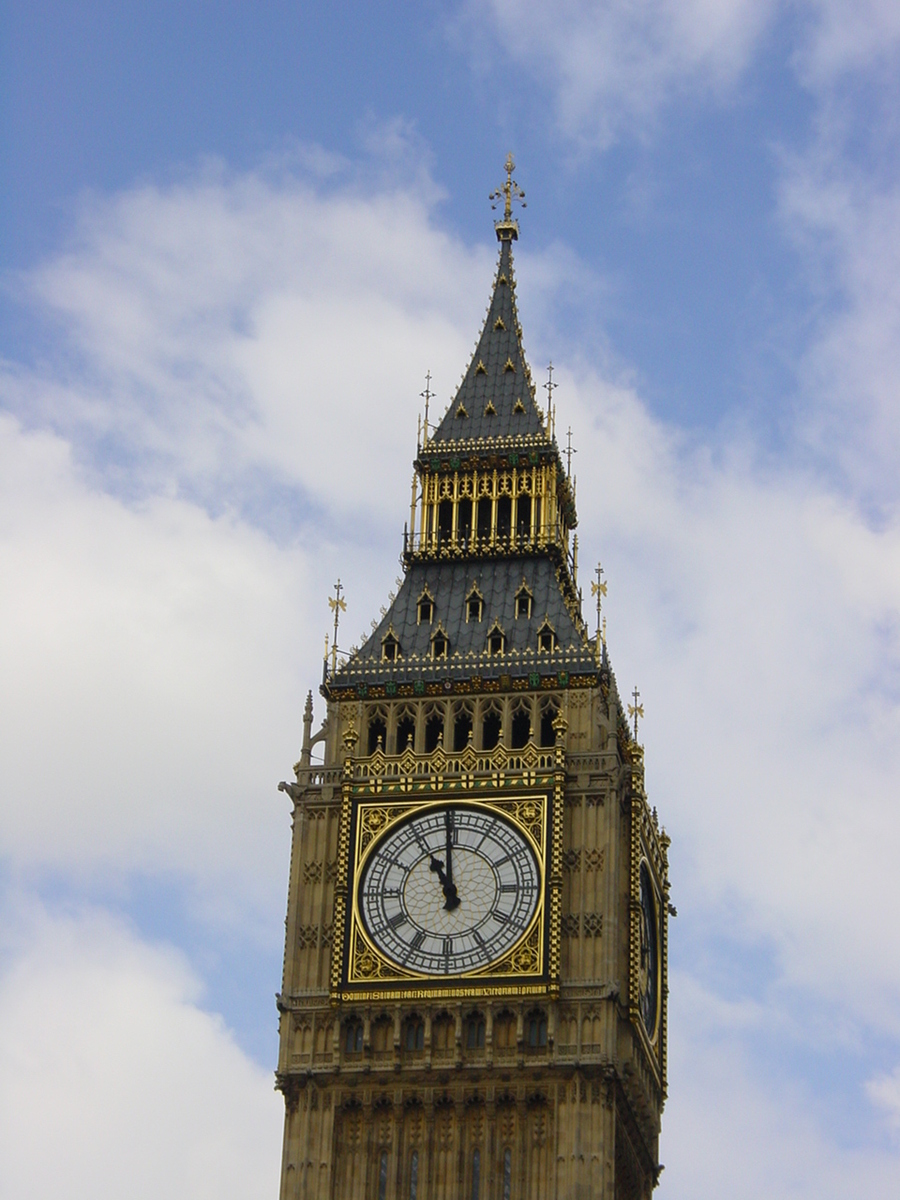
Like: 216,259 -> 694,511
431,233 -> 546,445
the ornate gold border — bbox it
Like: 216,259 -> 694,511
344,794 -> 549,989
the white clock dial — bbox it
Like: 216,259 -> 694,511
358,805 -> 541,976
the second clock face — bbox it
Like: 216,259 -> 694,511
358,804 -> 541,976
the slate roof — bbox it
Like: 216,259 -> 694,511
333,557 -> 597,687
430,238 -> 547,445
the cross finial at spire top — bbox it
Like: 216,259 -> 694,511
490,153 -> 526,241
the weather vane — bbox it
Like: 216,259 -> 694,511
327,579 -> 346,675
628,686 -> 644,740
489,153 -> 526,223
590,563 -> 607,637
544,362 -> 557,435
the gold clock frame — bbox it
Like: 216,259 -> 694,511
330,739 -> 566,1004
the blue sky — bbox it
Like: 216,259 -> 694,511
2,2 -> 900,1196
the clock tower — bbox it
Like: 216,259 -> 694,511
276,159 -> 671,1200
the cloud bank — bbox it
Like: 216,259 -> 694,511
1,145 -> 899,1194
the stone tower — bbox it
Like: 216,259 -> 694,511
276,160 -> 671,1200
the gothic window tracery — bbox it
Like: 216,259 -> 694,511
481,701 -> 502,750
511,700 -> 531,749
539,698 -> 559,747
367,706 -> 388,755
396,706 -> 416,753
453,702 -> 474,751
424,703 -> 445,752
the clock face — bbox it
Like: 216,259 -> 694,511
638,861 -> 659,1038
358,804 -> 541,976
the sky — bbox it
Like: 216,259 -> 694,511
1,1 -> 900,1196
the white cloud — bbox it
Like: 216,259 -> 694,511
779,154 -> 900,507
661,974 -> 900,1198
459,1 -> 900,145
0,902 -> 281,1200
868,1063 -> 900,1134
462,0 -> 774,145
0,412 -> 310,901
3,157 -> 900,1191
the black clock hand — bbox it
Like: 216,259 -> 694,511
442,810 -> 460,911
429,855 -> 447,888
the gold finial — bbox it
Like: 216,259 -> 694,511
421,371 -> 433,446
628,686 -> 644,740
591,563 -> 607,638
565,426 -> 577,478
327,579 -> 346,675
489,153 -> 526,239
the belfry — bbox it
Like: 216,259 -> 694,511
276,158 -> 671,1200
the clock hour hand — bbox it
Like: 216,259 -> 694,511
429,854 -> 447,890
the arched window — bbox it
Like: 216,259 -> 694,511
396,708 -> 416,753
539,701 -> 559,748
431,627 -> 449,659
453,703 -> 473,751
344,1019 -> 363,1054
502,1147 -> 512,1200
510,702 -> 531,749
515,582 -> 532,618
432,1011 -> 455,1053
481,704 -> 502,751
526,1009 -> 548,1048
464,1012 -> 485,1049
403,1016 -> 425,1053
409,1150 -> 419,1200
378,1151 -> 388,1200
471,1148 -> 481,1200
493,1010 -> 516,1050
476,498 -> 492,543
382,631 -> 400,662
537,621 -> 556,653
438,500 -> 453,543
417,589 -> 434,625
516,495 -> 531,543
367,710 -> 387,755
371,1015 -> 393,1053
497,496 -> 512,540
457,497 -> 473,546
466,585 -> 483,623
424,705 -> 444,752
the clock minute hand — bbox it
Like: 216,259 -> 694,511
443,811 -> 461,911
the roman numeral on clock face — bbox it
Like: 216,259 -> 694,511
389,911 -> 408,930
